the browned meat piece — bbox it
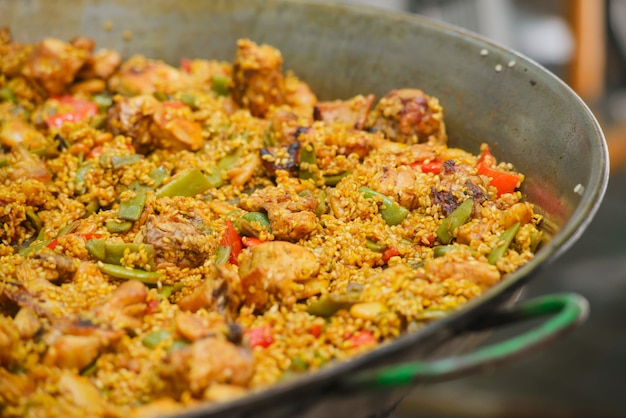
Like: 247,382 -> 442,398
314,94 -> 375,130
161,337 -> 253,397
7,146 -> 51,184
238,241 -> 320,307
93,280 -> 148,330
144,214 -> 213,269
31,250 -> 79,284
239,186 -> 318,241
108,55 -> 183,96
43,334 -> 102,369
69,36 -> 95,53
425,253 -> 501,290
430,187 -> 459,216
107,95 -> 203,153
375,167 -> 422,210
177,264 -> 240,314
12,307 -> 41,339
231,39 -> 286,117
21,38 -> 89,96
56,373 -> 110,416
0,28 -> 34,77
78,49 -> 122,80
285,75 -> 317,118
266,109 -> 307,145
366,89 -> 447,144
259,142 -> 301,177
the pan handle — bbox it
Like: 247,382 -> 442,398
339,292 -> 588,391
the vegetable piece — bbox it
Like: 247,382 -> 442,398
246,325 -> 274,348
381,247 -> 400,263
85,239 -> 106,261
359,187 -> 409,226
110,154 -> 142,169
142,330 -> 171,349
476,147 -> 521,197
0,87 -> 17,104
324,171 -> 350,186
92,93 -> 113,111
118,182 -> 147,221
307,293 -> 361,317
97,263 -> 163,284
25,209 -> 42,233
487,221 -> 521,265
299,143 -> 317,180
155,168 -> 212,198
346,330 -> 377,348
315,190 -> 327,218
365,239 -> 386,252
45,95 -> 99,128
237,211 -> 271,237
220,220 -> 243,265
214,245 -> 231,265
47,233 -> 101,251
19,239 -> 53,257
436,198 -> 474,244
86,239 -> 156,269
206,148 -> 242,188
241,212 -> 270,229
433,244 -> 476,258
411,160 -> 443,174
0,158 -> 8,168
105,219 -> 133,233
211,74 -> 230,96
242,236 -> 263,247
75,162 -> 93,193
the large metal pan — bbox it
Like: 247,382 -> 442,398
0,1 -> 609,417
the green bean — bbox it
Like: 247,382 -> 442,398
155,167 -> 212,198
153,91 -> 171,102
18,239 -> 52,257
433,244 -> 476,258
324,171 -> 350,186
211,74 -> 230,96
205,149 -> 242,188
180,92 -> 198,110
436,198 -> 474,244
87,240 -> 155,268
299,143 -> 317,181
307,293 -> 361,317
142,330 -> 171,349
85,239 -> 106,261
97,263 -> 163,284
315,190 -> 327,218
84,199 -> 100,216
25,209 -> 42,233
488,221 -> 521,265
237,211 -> 271,238
92,93 -> 113,112
118,182 -> 147,221
158,285 -> 174,300
105,219 -> 133,234
111,154 -> 142,169
89,114 -> 107,129
214,245 -> 231,265
366,239 -> 386,252
149,166 -> 169,188
57,221 -> 79,236
0,158 -> 8,168
75,162 -> 93,194
0,87 -> 17,104
359,187 -> 409,226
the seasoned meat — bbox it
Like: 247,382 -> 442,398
108,55 -> 183,96
177,264 -> 240,315
239,185 -> 318,241
260,142 -> 301,177
375,167 -> 421,210
93,280 -> 148,330
313,94 -> 375,129
31,250 -> 79,284
425,253 -> 501,290
107,95 -> 203,153
284,75 -> 317,118
21,38 -> 89,96
231,39 -> 286,117
144,214 -> 212,269
366,89 -> 447,144
161,337 -> 253,397
77,48 -> 122,80
238,241 -> 320,307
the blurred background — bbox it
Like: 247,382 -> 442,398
339,1 -> 626,417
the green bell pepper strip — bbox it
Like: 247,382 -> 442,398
366,239 -> 386,252
436,198 -> 474,244
324,171 -> 351,186
359,187 -> 409,226
205,148 -> 242,188
105,219 -> 133,234
488,221 -> 521,265
299,143 -> 317,181
211,74 -> 230,96
155,167 -> 212,198
97,262 -> 163,284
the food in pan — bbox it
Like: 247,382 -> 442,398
0,30 -> 542,416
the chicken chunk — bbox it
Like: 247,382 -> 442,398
238,241 -> 320,307
177,264 -> 240,314
78,48 -> 122,80
93,279 -> 148,330
366,89 -> 447,144
108,55 -> 183,96
21,38 -> 89,96
231,39 -> 286,117
239,186 -> 318,241
144,214 -> 213,269
425,253 -> 501,290
161,337 -> 253,397
314,94 -> 375,130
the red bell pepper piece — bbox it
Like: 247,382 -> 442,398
346,330 -> 377,348
411,159 -> 443,174
381,247 -> 400,263
246,325 -> 274,348
242,236 -> 263,248
476,146 -> 520,197
309,324 -> 323,338
220,220 -> 242,265
45,95 -> 98,128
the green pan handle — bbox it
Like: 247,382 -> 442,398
340,293 -> 589,391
